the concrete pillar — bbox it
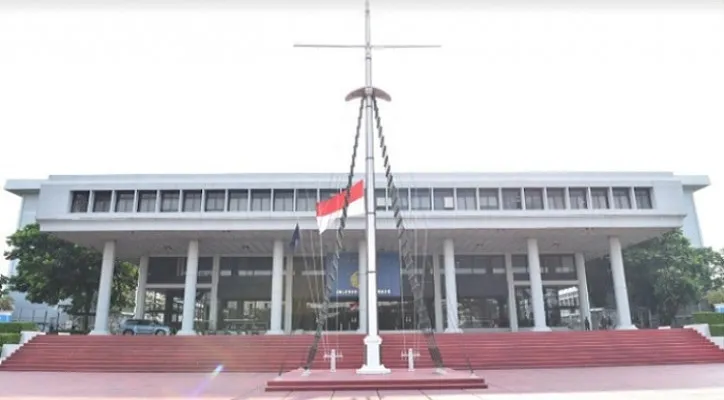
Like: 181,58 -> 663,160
609,236 -> 636,329
178,239 -> 199,336
283,255 -> 294,333
90,240 -> 115,335
527,238 -> 550,332
133,256 -> 148,319
209,255 -> 220,331
575,253 -> 592,329
357,240 -> 368,333
443,239 -> 461,332
504,253 -> 519,332
432,253 -> 444,333
268,240 -> 284,334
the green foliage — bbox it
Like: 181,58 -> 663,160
710,324 -> 724,336
624,230 -> 724,325
705,288 -> 724,306
0,295 -> 13,311
0,322 -> 37,333
4,224 -> 138,329
692,311 -> 724,325
0,274 -> 8,295
0,332 -> 21,346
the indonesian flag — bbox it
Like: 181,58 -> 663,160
316,180 -> 365,234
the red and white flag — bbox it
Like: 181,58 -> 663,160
316,180 -> 365,233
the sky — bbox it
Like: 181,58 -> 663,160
1,1 -> 723,276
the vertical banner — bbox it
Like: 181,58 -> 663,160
325,252 -> 401,298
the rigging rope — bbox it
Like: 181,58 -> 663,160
372,95 -> 445,369
303,96 -> 365,371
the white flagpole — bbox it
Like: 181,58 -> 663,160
294,0 -> 440,375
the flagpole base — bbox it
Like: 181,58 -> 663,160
356,335 -> 390,375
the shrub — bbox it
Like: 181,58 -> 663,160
0,332 -> 21,346
710,324 -> 724,337
692,312 -> 724,325
0,322 -> 38,334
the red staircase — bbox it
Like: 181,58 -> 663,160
1,329 -> 723,373
0,334 -> 364,373
381,329 -> 724,369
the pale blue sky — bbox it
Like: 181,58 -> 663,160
1,2 -> 723,275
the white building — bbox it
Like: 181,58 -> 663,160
3,171 -> 708,335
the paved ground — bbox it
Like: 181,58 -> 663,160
1,364 -> 723,399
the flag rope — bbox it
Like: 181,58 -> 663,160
303,96 -> 365,372
373,95 -> 445,369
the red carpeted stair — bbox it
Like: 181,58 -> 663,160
1,329 -> 723,373
0,334 -> 364,373
381,329 -> 724,369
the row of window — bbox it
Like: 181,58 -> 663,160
149,254 -> 577,278
69,186 -> 654,214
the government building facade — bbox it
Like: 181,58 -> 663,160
4,172 -> 708,335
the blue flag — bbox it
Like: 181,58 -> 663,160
290,223 -> 301,251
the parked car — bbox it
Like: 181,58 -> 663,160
120,319 -> 171,336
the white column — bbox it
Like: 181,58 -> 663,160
283,255 -> 294,334
133,256 -> 148,319
443,239 -> 461,333
504,253 -> 519,332
178,239 -> 199,336
609,236 -> 636,330
575,253 -> 592,329
268,240 -> 284,334
432,253 -> 444,333
357,240 -> 368,333
209,255 -> 220,331
527,238 -> 550,332
90,240 -> 115,335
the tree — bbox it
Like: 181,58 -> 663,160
623,230 -> 724,325
0,274 -> 13,311
4,224 -> 138,330
0,274 -> 8,295
706,288 -> 724,306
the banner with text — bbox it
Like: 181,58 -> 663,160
325,252 -> 401,298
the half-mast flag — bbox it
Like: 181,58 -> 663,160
316,180 -> 365,234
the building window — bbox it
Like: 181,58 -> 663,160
205,190 -> 225,212
182,190 -> 202,212
395,188 -> 410,210
273,190 -> 294,212
296,189 -> 317,212
375,189 -> 388,211
569,188 -> 587,209
479,189 -> 499,210
228,190 -> 249,212
635,187 -> 653,209
502,189 -> 522,210
456,188 -> 477,210
546,188 -> 566,210
319,189 -> 337,201
541,255 -> 575,274
70,191 -> 90,213
590,188 -> 609,209
137,191 -> 157,212
92,191 -> 112,212
250,190 -> 272,211
524,188 -> 544,210
114,190 -> 134,212
433,188 -> 455,211
410,188 -> 431,210
160,190 -> 180,212
612,187 -> 631,209
511,254 -> 528,273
